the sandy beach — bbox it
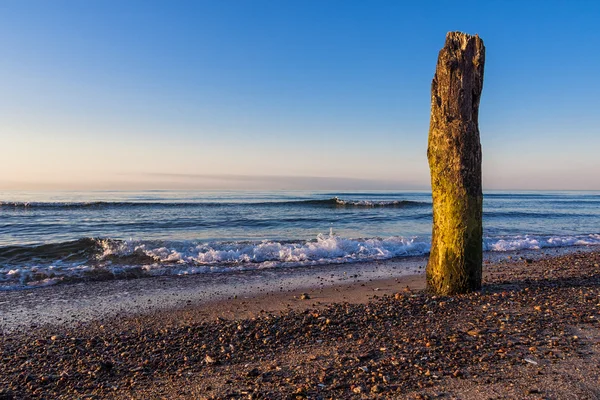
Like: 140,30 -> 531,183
1,248 -> 599,399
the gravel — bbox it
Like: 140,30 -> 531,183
1,251 -> 600,399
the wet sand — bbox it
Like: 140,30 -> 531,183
1,249 -> 600,399
0,256 -> 426,333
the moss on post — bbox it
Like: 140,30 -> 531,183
426,32 -> 485,295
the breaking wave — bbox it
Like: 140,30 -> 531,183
293,197 -> 428,207
1,233 -> 600,290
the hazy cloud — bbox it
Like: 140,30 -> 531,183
134,172 -> 428,190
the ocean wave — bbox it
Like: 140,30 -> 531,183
0,201 -> 222,210
484,234 -> 600,251
2,233 -> 600,290
296,197 -> 429,207
0,238 -> 100,264
0,197 -> 429,210
484,211 -> 599,219
483,193 -> 596,199
0,235 -> 430,290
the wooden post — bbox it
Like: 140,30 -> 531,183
426,32 -> 485,295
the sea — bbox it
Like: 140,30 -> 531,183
1,190 -> 599,291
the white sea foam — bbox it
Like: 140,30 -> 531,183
332,197 -> 418,207
484,234 -> 600,251
101,234 -> 431,265
2,233 -> 600,290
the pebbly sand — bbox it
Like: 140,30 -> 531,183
1,248 -> 600,399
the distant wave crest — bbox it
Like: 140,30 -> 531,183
293,197 -> 428,207
0,197 -> 429,210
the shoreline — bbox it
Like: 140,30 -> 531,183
2,245 -> 596,334
0,255 -> 426,334
2,245 -> 599,334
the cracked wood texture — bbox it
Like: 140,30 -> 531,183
426,32 -> 485,295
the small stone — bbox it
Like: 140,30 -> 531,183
300,293 -> 310,300
204,355 -> 216,364
352,386 -> 363,394
371,384 -> 382,393
98,361 -> 113,372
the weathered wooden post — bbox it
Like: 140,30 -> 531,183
426,32 -> 485,295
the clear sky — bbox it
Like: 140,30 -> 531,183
1,0 -> 599,190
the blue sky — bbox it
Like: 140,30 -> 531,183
1,0 -> 599,190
